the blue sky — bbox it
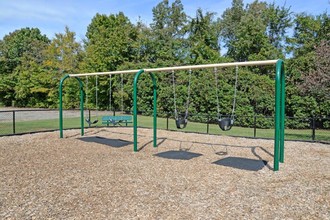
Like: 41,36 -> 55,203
0,0 -> 329,41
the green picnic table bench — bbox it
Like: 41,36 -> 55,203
102,115 -> 133,126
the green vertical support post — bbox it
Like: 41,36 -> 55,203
207,115 -> 210,134
151,72 -> 157,148
166,115 -> 169,130
133,70 -> 157,152
59,75 -> 70,138
253,115 -> 257,138
12,111 -> 15,134
274,59 -> 285,171
59,75 -> 85,138
78,77 -> 85,136
133,70 -> 144,152
311,117 -> 316,141
279,61 -> 285,163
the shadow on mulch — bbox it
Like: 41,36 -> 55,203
137,137 -> 167,152
155,150 -> 203,160
78,136 -> 133,148
213,157 -> 268,171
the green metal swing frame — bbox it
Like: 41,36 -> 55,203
58,59 -> 285,171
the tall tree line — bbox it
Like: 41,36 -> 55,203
0,0 -> 329,127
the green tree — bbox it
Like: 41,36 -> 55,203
84,12 -> 138,72
227,1 -> 278,61
0,28 -> 50,106
298,40 -> 330,118
13,27 -> 83,108
0,27 -> 49,73
44,26 -> 83,73
149,0 -> 188,64
286,12 -> 329,82
288,12 -> 329,57
286,12 -> 330,119
264,2 -> 292,54
188,9 -> 221,63
83,12 -> 138,110
220,0 -> 245,51
43,27 -> 84,108
299,40 -> 330,101
14,61 -> 53,107
220,0 -> 291,61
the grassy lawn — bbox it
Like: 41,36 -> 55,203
0,114 -> 329,142
0,117 -> 81,135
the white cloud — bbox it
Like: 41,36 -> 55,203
0,0 -> 75,24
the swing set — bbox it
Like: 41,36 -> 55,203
59,59 -> 285,171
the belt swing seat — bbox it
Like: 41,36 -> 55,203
85,75 -> 99,126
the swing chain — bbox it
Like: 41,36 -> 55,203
95,75 -> 98,111
85,76 -> 89,108
109,74 -> 112,111
185,69 -> 192,117
214,67 -> 221,117
172,70 -> 178,119
121,73 -> 124,112
231,66 -> 238,119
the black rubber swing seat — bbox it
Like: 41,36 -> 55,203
175,117 -> 188,129
218,118 -> 234,131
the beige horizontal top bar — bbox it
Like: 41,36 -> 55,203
68,59 -> 279,77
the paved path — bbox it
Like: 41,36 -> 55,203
0,108 -> 87,122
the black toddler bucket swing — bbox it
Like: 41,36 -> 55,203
175,111 -> 188,129
218,117 -> 234,131
214,66 -> 238,132
172,69 -> 192,130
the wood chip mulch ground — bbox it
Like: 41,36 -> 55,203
0,127 -> 329,219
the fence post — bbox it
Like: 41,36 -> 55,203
254,115 -> 257,138
13,111 -> 16,134
166,113 -> 169,130
207,115 -> 210,134
88,109 -> 91,127
312,117 -> 316,141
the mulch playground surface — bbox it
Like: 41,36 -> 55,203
0,127 -> 329,219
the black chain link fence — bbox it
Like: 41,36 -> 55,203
0,109 -> 82,135
0,109 -> 329,143
157,112 -> 329,143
